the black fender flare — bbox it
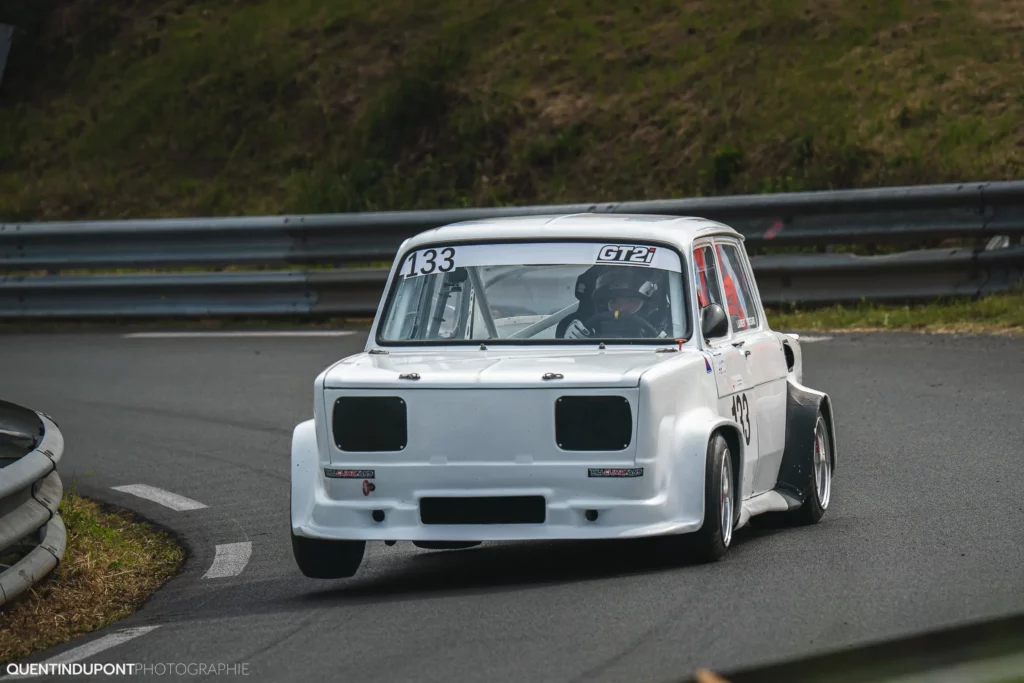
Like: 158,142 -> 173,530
775,380 -> 837,505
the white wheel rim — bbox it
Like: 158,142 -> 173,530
721,449 -> 733,546
813,417 -> 831,509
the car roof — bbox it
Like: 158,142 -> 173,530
400,213 -> 743,252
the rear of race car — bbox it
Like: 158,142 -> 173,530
290,349 -> 723,544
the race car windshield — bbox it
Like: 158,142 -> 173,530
377,241 -> 690,344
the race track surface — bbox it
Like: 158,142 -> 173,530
1,330 -> 1022,682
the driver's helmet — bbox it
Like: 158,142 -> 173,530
592,268 -> 659,317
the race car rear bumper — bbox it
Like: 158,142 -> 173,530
291,421 -> 706,542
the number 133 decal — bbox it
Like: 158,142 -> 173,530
731,392 -> 751,446
402,247 -> 456,277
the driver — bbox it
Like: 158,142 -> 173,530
562,267 -> 664,339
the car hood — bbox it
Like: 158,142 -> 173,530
322,347 -> 696,389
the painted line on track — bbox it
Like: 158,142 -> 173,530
122,330 -> 358,339
4,626 -> 160,678
111,484 -> 208,511
203,542 -> 253,579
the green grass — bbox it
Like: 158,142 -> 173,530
0,0 -> 1021,222
0,492 -> 184,664
768,292 -> 1024,335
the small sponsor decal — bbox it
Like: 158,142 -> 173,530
362,480 -> 376,496
705,357 -> 713,374
596,244 -> 657,266
324,468 -> 375,479
588,467 -> 644,478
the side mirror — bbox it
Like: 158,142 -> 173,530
701,303 -> 729,339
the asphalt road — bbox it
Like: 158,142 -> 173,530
2,329 -> 1023,682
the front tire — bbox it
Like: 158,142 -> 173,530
291,532 -> 365,579
666,434 -> 735,564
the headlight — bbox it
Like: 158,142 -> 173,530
332,396 -> 407,452
555,396 -> 632,451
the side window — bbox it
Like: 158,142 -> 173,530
715,243 -> 759,332
692,245 -> 725,309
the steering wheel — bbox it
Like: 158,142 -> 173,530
582,311 -> 660,338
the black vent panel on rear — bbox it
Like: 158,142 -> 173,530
555,396 -> 632,451
333,397 -> 407,452
420,496 -> 546,525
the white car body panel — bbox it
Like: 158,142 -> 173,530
291,213 -> 835,544
322,348 -> 681,390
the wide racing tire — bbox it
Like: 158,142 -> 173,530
663,433 -> 735,564
291,532 -> 366,579
787,409 -> 833,525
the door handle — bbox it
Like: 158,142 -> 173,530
731,340 -> 745,347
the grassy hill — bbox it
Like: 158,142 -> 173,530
0,0 -> 1020,222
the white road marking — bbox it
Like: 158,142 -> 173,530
797,335 -> 833,343
203,542 -> 253,579
122,330 -> 357,339
111,484 -> 208,511
4,626 -> 160,678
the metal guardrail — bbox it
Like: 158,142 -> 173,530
0,400 -> 67,607
1,180 -> 1023,317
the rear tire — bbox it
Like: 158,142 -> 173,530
788,410 -> 832,525
291,532 -> 365,579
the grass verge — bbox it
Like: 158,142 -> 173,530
767,292 -> 1024,336
0,492 -> 185,665
0,1 -> 1021,221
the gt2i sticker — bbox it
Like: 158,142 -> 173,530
401,247 -> 457,277
731,392 -> 751,446
596,244 -> 657,266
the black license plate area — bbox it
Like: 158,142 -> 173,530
419,496 -> 546,525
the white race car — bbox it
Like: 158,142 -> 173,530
290,214 -> 837,577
